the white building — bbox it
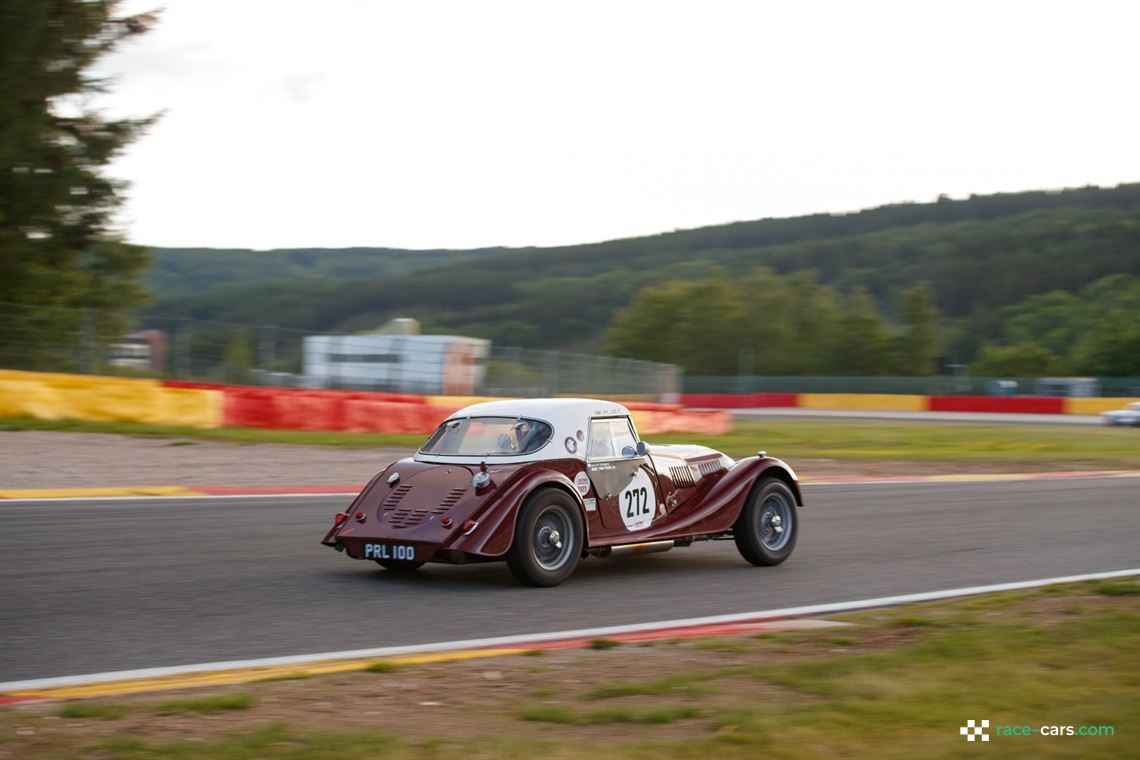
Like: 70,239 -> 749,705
303,333 -> 490,394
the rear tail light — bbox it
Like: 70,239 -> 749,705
462,519 -> 478,535
354,511 -> 366,523
334,512 -> 349,526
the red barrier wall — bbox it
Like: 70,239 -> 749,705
926,396 -> 1065,414
158,383 -> 446,434
681,393 -> 799,408
160,380 -> 427,404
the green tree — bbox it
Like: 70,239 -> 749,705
972,342 -> 1063,377
890,281 -> 941,375
1001,290 -> 1081,358
833,287 -> 890,375
1072,315 -> 1140,377
220,330 -> 254,384
736,268 -> 798,375
783,271 -> 843,374
608,272 -> 745,375
0,1 -> 157,366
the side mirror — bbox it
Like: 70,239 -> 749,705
622,442 -> 650,458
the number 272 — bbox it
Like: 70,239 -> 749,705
624,487 -> 650,518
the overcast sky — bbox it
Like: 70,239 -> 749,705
98,0 -> 1140,250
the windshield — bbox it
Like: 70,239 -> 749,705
420,416 -> 554,456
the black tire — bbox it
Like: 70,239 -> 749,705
375,560 -> 424,572
506,488 -> 584,587
734,478 -> 798,566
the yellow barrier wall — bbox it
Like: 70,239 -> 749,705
0,370 -> 222,428
798,393 -> 927,412
1065,397 -> 1140,415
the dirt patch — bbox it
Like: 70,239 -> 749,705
0,432 -> 1096,490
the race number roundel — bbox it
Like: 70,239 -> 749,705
619,469 -> 656,531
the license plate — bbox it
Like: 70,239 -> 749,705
363,543 -> 416,561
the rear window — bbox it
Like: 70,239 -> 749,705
420,416 -> 553,456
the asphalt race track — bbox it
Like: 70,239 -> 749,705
1,477 -> 1137,682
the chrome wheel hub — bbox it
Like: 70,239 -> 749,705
539,527 -> 562,550
758,494 -> 792,551
533,507 -> 573,571
770,514 -> 783,534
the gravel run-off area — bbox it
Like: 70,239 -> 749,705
0,431 -> 1099,490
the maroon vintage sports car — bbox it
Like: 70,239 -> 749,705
322,398 -> 803,586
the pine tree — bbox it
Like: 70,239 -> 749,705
0,1 -> 157,368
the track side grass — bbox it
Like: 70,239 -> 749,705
3,580 -> 1134,759
3,416 -> 1137,467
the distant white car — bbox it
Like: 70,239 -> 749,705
1101,402 -> 1140,427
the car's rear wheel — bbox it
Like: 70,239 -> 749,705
734,478 -> 798,566
375,559 -> 424,572
507,488 -> 583,587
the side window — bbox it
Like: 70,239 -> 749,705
610,418 -> 637,455
588,417 -> 638,460
588,418 -> 615,460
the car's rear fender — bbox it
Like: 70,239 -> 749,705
446,471 -> 589,559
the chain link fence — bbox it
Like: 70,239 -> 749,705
684,374 -> 1140,397
4,301 -> 1136,399
0,301 -> 681,398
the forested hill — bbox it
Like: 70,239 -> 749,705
145,183 -> 1140,356
145,246 -> 508,299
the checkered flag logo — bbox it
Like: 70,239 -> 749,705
960,719 -> 990,742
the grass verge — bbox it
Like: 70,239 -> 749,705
3,415 -> 1138,467
6,580 -> 1132,759
651,419 -> 1140,466
152,694 -> 255,715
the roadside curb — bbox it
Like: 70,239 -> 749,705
1,470 -> 1135,501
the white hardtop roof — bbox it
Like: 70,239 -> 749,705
448,397 -> 630,423
416,399 -> 635,464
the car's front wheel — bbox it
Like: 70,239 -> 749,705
507,488 -> 583,587
734,478 -> 798,566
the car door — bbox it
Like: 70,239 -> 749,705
585,416 -> 661,536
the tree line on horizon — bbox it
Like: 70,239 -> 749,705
141,188 -> 1140,376
607,270 -> 1140,378
2,4 -> 1138,380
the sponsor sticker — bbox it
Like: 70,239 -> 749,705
584,497 -> 597,512
564,436 -> 578,454
574,471 -> 591,495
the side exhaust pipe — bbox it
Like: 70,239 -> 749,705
592,540 -> 675,559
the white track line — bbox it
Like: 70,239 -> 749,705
3,567 -> 1137,693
